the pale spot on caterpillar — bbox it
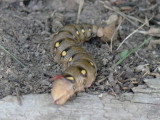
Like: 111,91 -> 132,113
62,51 -> 66,56
89,28 -> 92,32
82,29 -> 85,33
81,69 -> 86,76
66,76 -> 74,81
90,61 -> 94,66
69,57 -> 72,62
55,42 -> 59,48
76,31 -> 80,35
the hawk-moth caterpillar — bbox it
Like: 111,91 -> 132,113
50,23 -> 105,105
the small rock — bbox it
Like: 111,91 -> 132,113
42,50 -> 46,54
6,68 -> 13,74
144,78 -> 160,90
0,52 -> 4,56
135,65 -> 147,73
102,58 -> 108,65
35,52 -> 39,56
98,93 -> 103,98
0,75 -> 2,78
28,74 -> 34,80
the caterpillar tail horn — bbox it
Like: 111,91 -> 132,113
50,75 -> 74,105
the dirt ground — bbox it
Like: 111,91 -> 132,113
0,0 -> 160,101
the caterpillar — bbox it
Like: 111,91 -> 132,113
50,24 -> 106,105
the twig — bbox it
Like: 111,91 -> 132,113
150,73 -> 160,77
98,77 -> 107,83
76,0 -> 84,23
15,85 -> 22,105
110,18 -> 124,52
12,27 -> 19,40
126,15 -> 146,25
109,87 -> 118,97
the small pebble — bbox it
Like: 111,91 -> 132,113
102,58 -> 108,65
0,75 -> 2,78
98,93 -> 103,98
135,65 -> 147,73
6,68 -> 13,74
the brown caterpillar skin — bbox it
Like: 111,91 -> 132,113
50,24 -> 105,105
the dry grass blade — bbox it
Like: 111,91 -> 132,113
126,15 -> 147,26
0,44 -> 32,73
76,0 -> 84,23
0,44 -> 26,68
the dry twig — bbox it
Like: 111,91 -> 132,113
15,84 -> 22,105
76,0 -> 84,23
98,77 -> 107,83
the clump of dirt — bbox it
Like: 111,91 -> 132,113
0,0 -> 160,99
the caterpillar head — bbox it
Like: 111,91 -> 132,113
50,75 -> 74,105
